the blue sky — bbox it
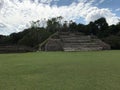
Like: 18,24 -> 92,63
56,0 -> 120,22
0,0 -> 120,35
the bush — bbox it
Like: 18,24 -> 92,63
103,35 -> 120,49
18,28 -> 51,48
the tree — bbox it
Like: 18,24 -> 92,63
93,17 -> 109,38
87,22 -> 98,35
18,28 -> 51,47
30,20 -> 40,29
46,17 -> 62,33
103,35 -> 120,49
62,21 -> 69,32
77,23 -> 86,33
94,17 -> 108,30
69,21 -> 77,32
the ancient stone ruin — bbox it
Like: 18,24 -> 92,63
0,45 -> 34,53
39,32 -> 111,51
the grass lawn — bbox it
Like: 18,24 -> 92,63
0,50 -> 120,90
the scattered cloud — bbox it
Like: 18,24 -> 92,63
0,0 -> 119,35
99,0 -> 105,4
95,0 -> 105,6
84,7 -> 119,25
116,8 -> 120,12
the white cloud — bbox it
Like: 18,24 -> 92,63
95,0 -> 105,6
0,0 -> 119,35
116,8 -> 120,12
84,7 -> 119,25
0,0 -> 4,9
99,0 -> 105,4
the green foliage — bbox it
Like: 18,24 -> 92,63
76,23 -> 86,33
18,28 -> 51,47
69,21 -> 77,32
0,35 -> 10,44
46,17 -> 62,33
103,35 -> 120,49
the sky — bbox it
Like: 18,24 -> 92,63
0,0 -> 120,35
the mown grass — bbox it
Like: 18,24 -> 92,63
0,50 -> 120,90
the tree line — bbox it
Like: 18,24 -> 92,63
0,17 -> 120,49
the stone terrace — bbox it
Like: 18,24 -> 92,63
41,32 -> 111,51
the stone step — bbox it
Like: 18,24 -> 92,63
62,39 -> 101,43
63,43 -> 102,48
60,36 -> 91,39
63,47 -> 103,51
59,32 -> 84,35
63,45 -> 101,47
62,39 -> 92,43
64,42 -> 100,45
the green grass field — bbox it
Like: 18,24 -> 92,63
0,51 -> 120,90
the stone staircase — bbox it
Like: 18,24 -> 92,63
41,32 -> 110,51
59,32 -> 110,51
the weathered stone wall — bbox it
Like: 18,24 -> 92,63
0,45 -> 34,53
42,32 -> 111,51
45,39 -> 63,51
